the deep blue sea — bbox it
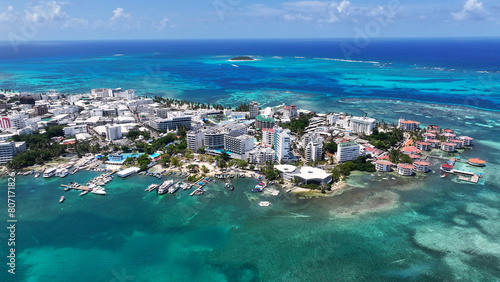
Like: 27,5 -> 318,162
1,39 -> 500,281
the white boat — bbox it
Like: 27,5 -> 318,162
79,190 -> 89,196
43,167 -> 57,178
158,180 -> 174,195
168,182 -> 181,194
59,196 -> 65,203
259,201 -> 271,207
56,168 -> 70,178
34,173 -> 40,178
90,185 -> 106,195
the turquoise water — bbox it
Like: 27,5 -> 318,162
0,39 -> 500,280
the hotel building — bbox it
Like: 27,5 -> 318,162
459,136 -> 473,146
397,163 -> 415,176
398,119 -> 420,131
375,160 -> 393,172
415,141 -> 430,151
187,130 -> 205,152
336,141 -> 360,163
224,132 -> 254,155
413,161 -> 430,173
441,142 -> 457,153
350,117 -> 376,135
249,101 -> 259,119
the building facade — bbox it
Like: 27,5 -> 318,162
397,163 -> 415,176
375,160 -> 393,172
187,130 -> 205,152
249,101 -> 259,119
149,116 -> 192,131
224,132 -> 254,155
105,125 -> 122,141
398,119 -> 420,131
350,117 -> 376,135
247,147 -> 276,164
336,141 -> 360,163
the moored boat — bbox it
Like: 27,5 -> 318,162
168,182 -> 181,194
158,180 -> 174,195
468,158 -> 486,167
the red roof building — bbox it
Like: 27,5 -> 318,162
401,146 -> 421,155
375,160 -> 393,172
397,163 -> 415,176
414,161 -> 430,173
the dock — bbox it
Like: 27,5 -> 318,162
459,174 -> 480,184
60,184 -> 91,191
145,184 -> 159,192
190,186 -> 204,196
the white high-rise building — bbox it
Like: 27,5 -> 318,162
105,125 -> 122,141
249,101 -> 259,119
305,137 -> 323,162
0,141 -> 16,164
187,130 -> 205,152
224,132 -> 254,155
336,141 -> 360,163
350,117 -> 376,135
275,128 -> 291,162
327,113 -> 341,125
262,128 -> 274,146
0,141 -> 25,164
247,147 -> 276,164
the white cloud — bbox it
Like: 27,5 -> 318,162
64,17 -> 88,28
24,1 -> 68,24
283,1 -> 327,13
154,17 -> 171,30
245,4 -> 284,18
110,7 -> 130,22
452,0 -> 486,21
0,6 -> 16,23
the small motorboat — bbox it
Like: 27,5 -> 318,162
441,174 -> 446,178
59,196 -> 65,203
259,201 -> 271,207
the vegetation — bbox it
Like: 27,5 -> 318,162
300,183 -> 320,190
201,165 -> 210,174
126,129 -> 151,140
7,126 -> 68,169
152,96 -> 228,111
324,142 -> 338,154
230,56 -> 255,61
280,113 -> 314,136
368,128 -> 404,150
234,103 -> 249,112
137,154 -> 150,171
330,156 -> 376,182
260,161 -> 279,181
389,149 -> 413,164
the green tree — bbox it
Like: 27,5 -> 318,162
217,160 -> 227,169
201,165 -> 210,174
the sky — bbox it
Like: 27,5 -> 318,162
0,0 -> 499,41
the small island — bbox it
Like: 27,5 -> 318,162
229,56 -> 256,61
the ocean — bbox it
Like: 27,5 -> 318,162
1,39 -> 500,281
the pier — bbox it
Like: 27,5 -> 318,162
60,184 -> 91,191
459,174 -> 480,184
190,186 -> 204,196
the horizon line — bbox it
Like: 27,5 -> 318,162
1,35 -> 500,43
